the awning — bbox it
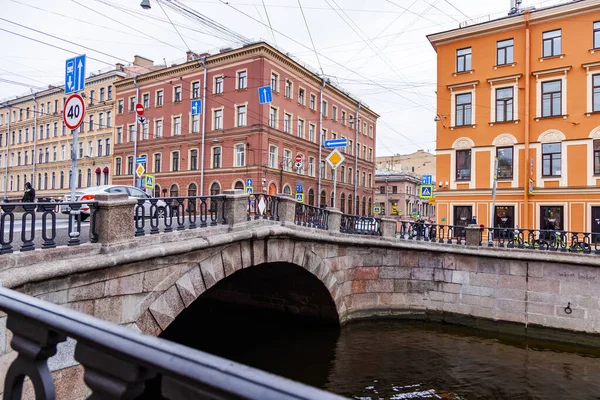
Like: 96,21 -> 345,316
103,167 -> 109,173
95,167 -> 101,174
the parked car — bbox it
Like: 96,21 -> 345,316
61,185 -> 168,221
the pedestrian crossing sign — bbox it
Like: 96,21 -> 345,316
144,174 -> 155,189
246,186 -> 253,194
419,184 -> 433,199
295,193 -> 304,202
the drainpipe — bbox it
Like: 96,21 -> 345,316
200,57 -> 207,196
523,11 -> 531,228
317,77 -> 326,206
354,102 -> 361,214
3,104 -> 10,200
132,77 -> 139,187
31,91 -> 37,187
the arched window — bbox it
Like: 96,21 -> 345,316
154,184 -> 161,198
210,182 -> 221,195
330,192 -> 334,209
320,190 -> 326,208
368,198 -> 372,216
356,197 -> 360,216
188,182 -> 197,197
283,185 -> 291,195
16,175 -> 20,192
86,169 -> 91,187
77,170 -> 82,188
234,181 -> 244,190
268,183 -> 277,194
60,171 -> 64,189
308,188 -> 315,206
37,173 -> 42,189
51,172 -> 56,189
169,183 -> 179,197
340,193 -> 346,213
44,173 -> 48,190
362,196 -> 366,216
347,194 -> 353,215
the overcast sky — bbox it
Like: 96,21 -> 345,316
0,0 -> 569,156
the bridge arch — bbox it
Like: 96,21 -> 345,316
135,238 -> 341,336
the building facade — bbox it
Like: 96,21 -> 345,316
374,170 -> 435,220
0,56 -> 160,200
112,42 -> 378,214
428,0 -> 600,233
375,150 -> 436,179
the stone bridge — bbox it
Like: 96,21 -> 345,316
2,190 -> 600,397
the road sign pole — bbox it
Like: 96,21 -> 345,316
133,77 -> 139,187
333,167 -> 337,209
69,127 -> 79,238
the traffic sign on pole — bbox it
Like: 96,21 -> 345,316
258,85 -> 273,104
246,178 -> 253,187
191,99 -> 202,115
325,149 -> 345,169
419,184 -> 433,199
136,164 -> 145,178
136,157 -> 146,164
421,175 -> 433,185
295,193 -> 304,203
324,138 -> 348,149
135,103 -> 144,116
65,55 -> 86,94
63,93 -> 85,130
295,154 -> 302,163
145,175 -> 155,189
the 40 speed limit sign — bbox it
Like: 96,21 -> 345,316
63,93 -> 85,130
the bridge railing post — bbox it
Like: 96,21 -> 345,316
380,217 -> 397,239
277,195 -> 297,226
465,224 -> 482,247
223,189 -> 248,228
94,193 -> 137,246
326,207 -> 342,232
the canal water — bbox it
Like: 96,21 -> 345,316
162,299 -> 600,399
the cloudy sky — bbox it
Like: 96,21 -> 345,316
0,0 -> 569,156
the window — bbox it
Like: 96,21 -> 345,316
143,93 -> 149,109
98,113 -> 104,129
496,87 -> 514,122
497,147 -> 513,179
456,149 -> 471,181
155,120 -> 163,138
78,142 -> 83,159
595,22 -> 600,49
172,151 -> 180,171
542,142 -> 561,176
541,80 -> 562,117
237,105 -> 247,127
129,125 -> 135,142
174,86 -> 182,102
320,161 -> 325,178
269,145 -> 277,168
309,124 -> 315,142
310,94 -> 316,110
99,87 -> 105,102
283,149 -> 291,171
215,76 -> 223,94
53,146 -> 57,161
297,119 -> 304,138
348,139 -> 353,155
192,114 -> 200,133
118,100 -> 124,114
142,120 -> 149,140
129,96 -> 135,112
97,140 -> 103,157
107,85 -> 113,100
308,157 -> 315,176
542,29 -> 561,57
90,90 -> 95,105
456,47 -> 472,72
284,113 -> 291,133
341,110 -> 346,125
212,147 -> 221,168
170,184 -> 179,197
271,72 -> 278,91
87,141 -> 93,157
173,116 -> 181,135
234,144 -> 245,167
105,138 -> 110,156
270,107 -> 277,128
340,166 -> 345,183
593,74 -> 600,112
127,156 -> 133,175
594,140 -> 600,175
285,80 -> 292,98
455,93 -> 472,126
497,39 -> 514,66
237,71 -> 247,89
321,100 -> 327,116
190,149 -> 198,170
298,88 -> 305,105
214,109 -> 223,130
156,90 -> 163,106
116,127 -> 123,144
192,82 -> 200,99
332,106 -> 337,121
368,148 -> 373,161
154,153 -> 161,173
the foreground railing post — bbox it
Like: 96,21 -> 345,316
277,195 -> 297,226
223,189 -> 248,229
94,193 -> 137,247
380,218 -> 397,239
465,224 -> 481,247
326,208 -> 342,232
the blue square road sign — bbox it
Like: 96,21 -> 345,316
191,99 -> 202,115
258,85 -> 273,104
65,55 -> 86,94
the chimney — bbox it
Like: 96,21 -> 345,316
186,51 -> 199,61
133,55 -> 154,68
115,63 -> 124,71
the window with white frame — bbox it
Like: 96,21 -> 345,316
542,29 -> 561,58
341,110 -> 346,125
495,87 -> 514,122
321,100 -> 327,116
455,93 -> 472,126
156,90 -> 163,106
235,144 -> 245,167
456,149 -> 471,181
271,72 -> 278,92
269,145 -> 277,168
541,80 -> 562,117
593,74 -> 600,112
542,142 -> 561,176
308,157 -> 315,176
215,76 -> 223,94
237,105 -> 247,127
116,127 -> 123,144
285,80 -> 292,98
212,147 -> 221,168
154,153 -> 161,173
142,120 -> 149,140
237,70 -> 247,89
298,88 -> 305,105
173,116 -> 181,135
214,109 -> 223,130
192,114 -> 200,133
155,120 -> 163,138
456,47 -> 472,72
128,125 -> 135,142
497,39 -> 514,65
297,118 -> 304,138
309,124 -> 315,142
174,86 -> 182,103
284,113 -> 291,133
143,94 -> 149,109
283,149 -> 291,171
332,106 -> 337,121
192,82 -> 200,99
310,94 -> 316,110
270,107 -> 277,128
172,151 -> 180,172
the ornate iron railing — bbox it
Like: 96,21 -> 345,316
340,214 -> 381,236
482,227 -> 598,254
0,287 -> 345,400
247,193 -> 279,221
0,200 -> 98,254
133,196 -> 226,236
397,222 -> 466,245
294,203 -> 329,230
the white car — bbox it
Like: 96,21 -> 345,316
61,185 -> 168,221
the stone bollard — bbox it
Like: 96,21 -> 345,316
277,195 -> 297,226
94,193 -> 137,246
465,224 -> 482,247
326,208 -> 342,233
380,217 -> 397,238
222,189 -> 249,228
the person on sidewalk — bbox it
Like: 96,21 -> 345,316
22,182 -> 36,202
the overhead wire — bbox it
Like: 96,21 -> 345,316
296,0 -> 324,76
261,0 -> 278,46
155,0 -> 194,53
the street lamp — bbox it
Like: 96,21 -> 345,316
140,0 -> 151,9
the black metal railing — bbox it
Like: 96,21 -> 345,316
133,196 -> 226,236
247,193 -> 279,221
482,227 -> 599,254
0,200 -> 97,254
340,214 -> 381,236
397,221 -> 466,245
294,203 -> 329,230
0,287 -> 345,400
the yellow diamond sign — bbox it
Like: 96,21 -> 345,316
326,149 -> 345,169
136,164 -> 145,177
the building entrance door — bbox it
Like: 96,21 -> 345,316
540,206 -> 564,241
493,205 -> 515,240
453,205 -> 472,237
591,207 -> 600,243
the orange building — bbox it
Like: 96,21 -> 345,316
428,0 -> 600,235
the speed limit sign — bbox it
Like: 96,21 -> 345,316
63,93 -> 85,130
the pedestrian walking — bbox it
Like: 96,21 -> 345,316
22,182 -> 36,202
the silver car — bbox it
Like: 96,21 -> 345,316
61,185 -> 168,221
